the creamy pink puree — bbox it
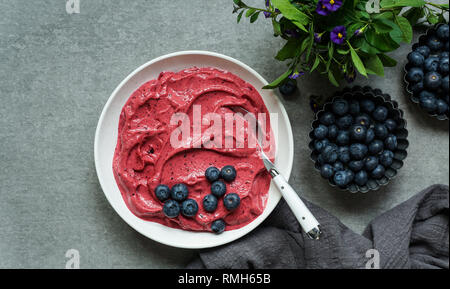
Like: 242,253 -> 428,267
113,67 -> 275,232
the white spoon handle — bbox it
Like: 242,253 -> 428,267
272,174 -> 321,239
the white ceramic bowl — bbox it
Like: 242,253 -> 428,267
94,51 -> 294,249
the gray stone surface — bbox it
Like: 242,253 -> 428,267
0,0 -> 448,268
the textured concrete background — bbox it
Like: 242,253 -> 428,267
0,0 -> 448,268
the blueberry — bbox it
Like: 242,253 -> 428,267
424,72 -> 442,90
415,45 -> 430,58
181,199 -> 199,217
436,99 -> 449,114
374,123 -> 389,140
337,114 -> 353,129
334,170 -> 351,187
314,139 -> 330,153
345,169 -> 355,183
322,145 -> 338,163
320,112 -> 335,125
384,134 -> 398,151
205,167 -> 220,183
354,170 -> 369,186
333,161 -> 345,172
211,219 -> 226,234
426,35 -> 444,51
350,125 -> 367,141
210,180 -> 227,197
221,165 -> 237,182
155,185 -> 171,202
364,156 -> 379,172
338,146 -> 351,163
379,150 -> 394,167
360,99 -> 376,113
409,81 -> 424,94
354,113 -> 371,128
336,130 -> 350,145
384,119 -> 397,132
442,76 -> 449,92
372,106 -> 389,121
203,194 -> 218,212
436,24 -> 449,41
349,100 -> 361,115
317,154 -> 325,165
314,124 -> 329,140
419,91 -> 437,112
424,57 -> 440,72
163,200 -> 180,218
320,164 -> 334,179
171,183 -> 189,202
365,128 -> 375,144
223,193 -> 240,210
348,160 -> 364,172
406,67 -> 424,83
328,124 -> 338,139
350,143 -> 368,160
371,164 -> 386,179
279,79 -> 297,96
368,140 -> 384,155
407,51 -> 425,67
332,99 -> 349,116
446,41 -> 450,51
439,58 -> 449,75
440,51 -> 449,59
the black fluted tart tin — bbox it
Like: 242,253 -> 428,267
309,86 -> 409,193
404,23 -> 449,121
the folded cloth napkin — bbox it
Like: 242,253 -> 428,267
187,184 -> 449,269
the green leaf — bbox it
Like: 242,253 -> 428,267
271,0 -> 310,25
245,8 -> 256,17
403,7 -> 425,26
292,21 -> 308,33
372,20 -> 394,34
275,39 -> 301,61
311,55 -> 320,72
427,14 -> 439,24
365,28 -> 400,52
395,16 -> 413,43
364,55 -> 384,76
263,69 -> 293,89
250,11 -> 260,23
337,49 -> 349,55
381,0 -> 425,8
378,53 -> 397,67
237,10 -> 244,23
328,70 -> 339,87
272,19 -> 281,36
349,45 -> 367,77
233,0 -> 242,5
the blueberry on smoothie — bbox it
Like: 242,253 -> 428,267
203,194 -> 218,212
205,167 -> 220,183
211,219 -> 226,234
163,200 -> 180,218
221,165 -> 237,182
210,180 -> 227,198
171,183 -> 189,202
181,199 -> 199,217
155,184 -> 171,202
223,193 -> 241,211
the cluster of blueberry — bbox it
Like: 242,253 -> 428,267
156,183 -> 198,219
203,165 -> 240,234
311,96 -> 400,189
405,24 -> 449,119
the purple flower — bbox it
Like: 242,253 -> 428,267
264,11 -> 272,18
330,26 -> 347,45
316,0 -> 331,16
289,71 -> 304,80
323,0 -> 342,12
314,33 -> 322,43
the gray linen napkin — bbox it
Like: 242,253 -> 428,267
187,184 -> 449,269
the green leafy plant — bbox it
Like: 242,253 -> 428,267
232,0 -> 449,88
